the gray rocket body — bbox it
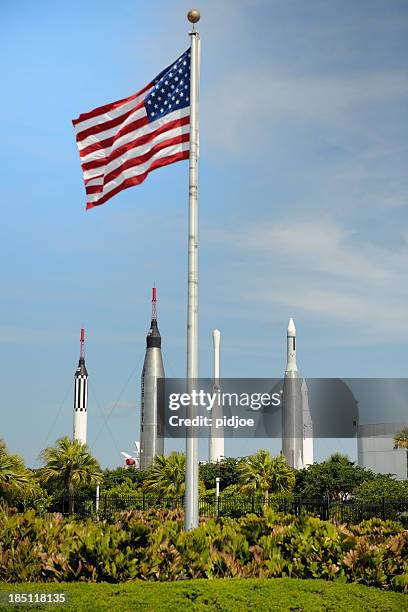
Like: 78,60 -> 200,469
282,318 -> 313,469
282,370 -> 304,469
302,378 -> 313,467
140,319 -> 164,469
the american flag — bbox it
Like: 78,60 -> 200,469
73,49 -> 191,210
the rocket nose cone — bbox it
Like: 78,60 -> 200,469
146,319 -> 162,348
76,357 -> 88,377
287,317 -> 296,336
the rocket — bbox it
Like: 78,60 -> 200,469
139,288 -> 165,470
282,318 -> 313,468
302,379 -> 314,468
73,328 -> 88,445
209,329 -> 224,463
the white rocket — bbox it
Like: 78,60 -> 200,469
73,328 -> 88,445
282,318 -> 313,468
209,329 -> 224,462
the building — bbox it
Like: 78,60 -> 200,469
357,422 -> 407,480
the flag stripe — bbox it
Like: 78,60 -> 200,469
83,122 -> 190,181
73,90 -> 149,135
81,114 -> 190,172
72,82 -> 151,127
77,108 -> 148,153
86,149 -> 189,209
86,140 -> 190,203
84,136 -> 186,192
85,172 -> 104,185
75,100 -> 145,143
77,115 -> 149,158
79,110 -> 189,176
109,107 -> 189,157
86,132 -> 189,192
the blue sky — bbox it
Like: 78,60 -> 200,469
1,1 -> 407,468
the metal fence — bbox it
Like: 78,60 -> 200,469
57,494 -> 408,525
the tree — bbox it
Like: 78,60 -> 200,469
295,453 -> 375,501
102,467 -> 148,491
394,427 -> 408,479
199,457 -> 242,491
103,478 -> 139,497
0,439 -> 37,506
143,452 -> 186,504
354,474 -> 408,503
238,450 -> 295,505
38,437 -> 102,513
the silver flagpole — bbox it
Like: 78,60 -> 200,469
184,8 -> 200,531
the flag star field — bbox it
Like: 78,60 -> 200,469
146,49 -> 190,121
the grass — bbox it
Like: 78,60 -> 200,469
0,579 -> 406,612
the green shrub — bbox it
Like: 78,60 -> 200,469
353,476 -> 408,503
0,507 -> 407,591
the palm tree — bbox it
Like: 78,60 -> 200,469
0,439 -> 35,504
143,452 -> 185,507
394,427 -> 408,479
39,437 -> 102,513
238,450 -> 295,505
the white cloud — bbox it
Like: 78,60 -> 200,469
204,71 -> 408,153
210,218 -> 408,340
246,220 -> 408,284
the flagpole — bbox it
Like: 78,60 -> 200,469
184,8 -> 200,531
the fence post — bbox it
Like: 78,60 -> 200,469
95,485 -> 100,518
215,477 -> 220,518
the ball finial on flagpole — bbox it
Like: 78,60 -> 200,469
187,9 -> 200,24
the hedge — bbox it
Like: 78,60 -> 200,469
0,508 -> 407,591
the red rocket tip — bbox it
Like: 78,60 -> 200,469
79,328 -> 85,360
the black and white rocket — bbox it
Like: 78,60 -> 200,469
282,318 -> 313,468
139,288 -> 165,470
73,328 -> 88,445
